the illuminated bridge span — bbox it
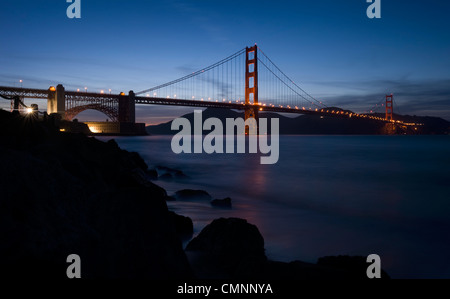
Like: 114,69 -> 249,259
0,45 -> 406,133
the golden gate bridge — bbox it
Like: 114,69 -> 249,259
0,45 -> 409,134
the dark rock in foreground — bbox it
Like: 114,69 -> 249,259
211,197 -> 232,208
186,218 -> 266,278
0,111 -> 192,279
175,189 -> 212,201
168,211 -> 194,240
186,218 -> 265,259
186,217 -> 390,279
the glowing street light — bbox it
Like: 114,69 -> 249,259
84,87 -> 87,93
109,89 -> 112,94
26,107 -> 33,114
101,90 -> 104,94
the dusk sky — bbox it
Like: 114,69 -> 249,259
1,0 -> 449,123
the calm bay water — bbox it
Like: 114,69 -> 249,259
99,135 -> 450,278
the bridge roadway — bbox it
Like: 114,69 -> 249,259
0,86 -> 392,123
134,96 -> 377,119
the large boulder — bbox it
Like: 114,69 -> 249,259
186,218 -> 266,278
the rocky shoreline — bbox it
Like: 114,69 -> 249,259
0,110 -> 389,279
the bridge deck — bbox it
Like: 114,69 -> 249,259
0,86 -> 401,124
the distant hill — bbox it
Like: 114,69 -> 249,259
146,108 -> 450,135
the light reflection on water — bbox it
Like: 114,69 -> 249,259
99,135 -> 450,278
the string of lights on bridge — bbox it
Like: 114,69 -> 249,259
0,85 -> 416,127
0,45 -> 423,128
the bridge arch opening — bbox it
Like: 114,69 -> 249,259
65,104 -> 118,122
70,109 -> 111,122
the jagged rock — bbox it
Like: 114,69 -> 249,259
168,211 -> 194,239
211,197 -> 232,208
175,189 -> 212,201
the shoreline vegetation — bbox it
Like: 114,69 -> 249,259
0,110 -> 390,279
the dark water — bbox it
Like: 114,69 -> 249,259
99,135 -> 450,278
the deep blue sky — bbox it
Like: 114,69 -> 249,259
1,0 -> 450,123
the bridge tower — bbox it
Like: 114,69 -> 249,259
118,90 -> 136,122
47,84 -> 65,117
245,45 -> 258,133
385,94 -> 393,121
